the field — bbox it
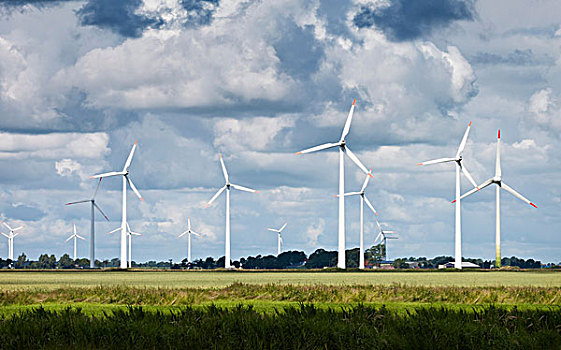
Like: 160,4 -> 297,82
1,270 -> 560,348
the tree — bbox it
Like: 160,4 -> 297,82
305,249 -> 336,268
58,254 -> 74,269
345,248 -> 359,268
15,253 -> 28,269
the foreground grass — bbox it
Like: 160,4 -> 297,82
1,304 -> 559,349
1,283 -> 559,307
1,270 -> 560,290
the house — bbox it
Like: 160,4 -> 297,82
438,261 -> 481,269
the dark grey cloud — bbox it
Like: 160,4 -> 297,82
471,49 -> 554,66
353,0 -> 476,41
76,0 -> 219,38
4,204 -> 46,221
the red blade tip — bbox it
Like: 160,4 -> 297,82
295,152 -> 302,155
417,163 -> 423,166
134,140 -> 138,145
451,199 -> 456,203
468,121 -> 472,126
352,99 -> 356,105
498,129 -> 501,139
254,191 -> 260,193
530,202 -> 537,208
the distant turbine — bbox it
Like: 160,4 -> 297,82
66,178 -> 110,268
66,222 -> 86,261
454,130 -> 537,268
108,222 -> 141,268
178,217 -> 202,263
206,154 -> 258,269
296,99 -> 372,269
338,167 -> 377,269
418,122 -> 478,269
91,141 -> 143,269
1,221 -> 24,262
374,219 -> 397,261
267,222 -> 287,255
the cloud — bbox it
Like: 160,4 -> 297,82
4,204 -> 45,221
527,88 -> 561,133
304,218 -> 324,246
353,0 -> 476,42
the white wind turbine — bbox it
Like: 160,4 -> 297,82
418,122 -> 479,269
66,222 -> 86,261
338,167 -> 377,269
267,222 -> 287,256
296,99 -> 372,269
1,221 -> 24,262
454,130 -> 537,268
178,217 -> 202,263
91,140 -> 143,269
374,219 -> 397,261
108,222 -> 141,268
65,178 -> 110,268
206,154 -> 258,269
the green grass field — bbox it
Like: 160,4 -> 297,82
1,270 -> 559,347
1,270 -> 559,290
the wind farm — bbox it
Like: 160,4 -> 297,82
0,0 -> 558,347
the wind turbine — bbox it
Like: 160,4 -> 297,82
338,167 -> 377,269
296,99 -> 372,269
65,178 -> 110,268
178,217 -> 202,263
66,222 -> 86,261
91,140 -> 143,269
267,222 -> 287,256
1,221 -> 23,262
206,154 -> 258,269
418,122 -> 478,269
454,130 -> 537,268
374,219 -> 397,261
108,222 -> 141,268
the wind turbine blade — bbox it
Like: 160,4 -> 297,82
11,232 -> 20,238
92,178 -> 102,200
340,191 -> 362,196
501,182 -> 537,208
460,164 -> 479,189
76,235 -> 86,240
231,183 -> 258,193
385,236 -> 399,240
190,231 -> 202,237
218,154 -> 229,183
126,176 -> 144,201
340,99 -> 356,142
90,171 -> 125,179
364,196 -> 378,216
360,167 -> 373,192
73,222 -> 77,235
375,219 -> 382,231
207,186 -> 226,206
187,217 -> 191,231
374,232 -> 383,245
123,140 -> 138,171
384,231 -> 396,234
11,226 -> 24,232
0,232 -> 8,238
267,228 -> 280,233
496,129 -> 501,178
65,200 -> 90,205
65,235 -> 73,242
417,158 -> 456,166
2,222 -> 13,231
93,202 -> 110,221
279,223 -> 287,232
126,222 -> 132,233
295,142 -> 339,155
454,178 -> 493,202
178,230 -> 189,238
345,146 -> 371,176
130,232 -> 142,236
107,227 -> 121,234
456,121 -> 472,158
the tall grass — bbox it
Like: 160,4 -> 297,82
0,283 -> 559,306
0,304 -> 559,349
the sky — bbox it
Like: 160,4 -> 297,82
0,0 -> 559,264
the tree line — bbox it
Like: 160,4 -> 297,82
0,248 -> 549,269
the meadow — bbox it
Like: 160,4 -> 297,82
0,270 -> 559,348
